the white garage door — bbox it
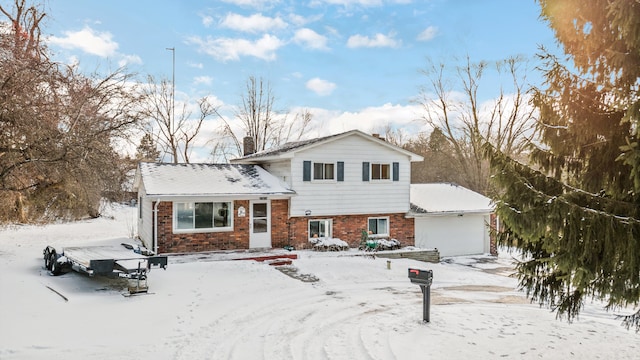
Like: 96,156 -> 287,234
414,215 -> 488,257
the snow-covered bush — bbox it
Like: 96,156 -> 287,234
360,238 -> 401,251
309,237 -> 349,251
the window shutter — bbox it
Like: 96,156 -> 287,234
303,161 -> 311,181
362,162 -> 370,181
393,162 -> 399,181
337,161 -> 344,182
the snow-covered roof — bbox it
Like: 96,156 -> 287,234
410,183 -> 494,215
231,129 -> 423,163
136,162 -> 294,197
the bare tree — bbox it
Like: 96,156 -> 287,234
0,0 -> 144,221
215,76 -> 313,160
142,75 -> 218,163
415,56 -> 536,194
0,0 -> 45,58
380,124 -> 409,147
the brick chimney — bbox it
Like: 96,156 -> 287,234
243,136 -> 255,156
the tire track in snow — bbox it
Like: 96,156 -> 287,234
169,277 -> 411,360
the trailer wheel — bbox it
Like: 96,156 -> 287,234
49,251 -> 62,275
44,248 -> 52,270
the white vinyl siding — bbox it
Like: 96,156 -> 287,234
290,135 -> 411,216
137,182 -> 153,250
261,160 -> 292,187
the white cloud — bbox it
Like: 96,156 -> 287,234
311,0 -> 384,6
188,62 -> 204,69
187,34 -> 284,61
194,76 -> 214,86
346,32 -> 400,48
308,103 -> 426,137
220,13 -> 287,33
201,15 -> 214,28
293,28 -> 329,50
417,26 -> 438,41
220,0 -> 279,8
288,13 -> 308,26
48,26 -> 118,57
288,13 -> 324,27
117,54 -> 143,67
306,78 -> 337,96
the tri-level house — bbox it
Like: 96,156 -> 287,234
134,130 -> 423,254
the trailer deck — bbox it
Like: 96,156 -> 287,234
43,242 -> 167,294
62,245 -> 151,275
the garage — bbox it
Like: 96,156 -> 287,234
409,183 -> 496,257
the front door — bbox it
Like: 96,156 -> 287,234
249,200 -> 271,248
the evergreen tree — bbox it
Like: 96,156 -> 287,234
405,128 -> 462,185
485,0 -> 639,330
136,133 -> 161,162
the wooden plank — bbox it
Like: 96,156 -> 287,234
375,250 -> 440,263
233,254 -> 298,262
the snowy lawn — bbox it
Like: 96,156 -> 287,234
0,204 -> 637,359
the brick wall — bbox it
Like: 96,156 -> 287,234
155,200 -> 251,253
288,213 -> 415,249
153,200 -> 415,253
270,199 -> 290,248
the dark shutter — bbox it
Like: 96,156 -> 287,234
393,162 -> 399,181
337,161 -> 344,182
362,162 -> 370,181
303,161 -> 311,181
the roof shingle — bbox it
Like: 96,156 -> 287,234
138,162 -> 294,196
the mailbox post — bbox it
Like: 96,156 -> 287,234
408,268 -> 433,323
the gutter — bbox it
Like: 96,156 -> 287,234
153,198 -> 160,254
406,209 -> 494,218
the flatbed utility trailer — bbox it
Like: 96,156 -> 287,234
43,242 -> 168,294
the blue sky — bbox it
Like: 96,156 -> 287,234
32,0 -> 559,156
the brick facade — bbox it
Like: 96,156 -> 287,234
155,200 -> 251,254
270,199 -> 290,248
288,213 -> 415,249
152,199 -> 415,253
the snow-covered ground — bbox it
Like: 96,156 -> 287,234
0,204 -> 637,359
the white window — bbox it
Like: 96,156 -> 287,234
175,201 -> 232,232
371,163 -> 390,180
368,217 -> 389,237
313,162 -> 335,180
309,219 -> 332,239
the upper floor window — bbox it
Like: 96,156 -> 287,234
313,162 -> 335,180
175,201 -> 232,232
303,160 -> 344,182
362,162 -> 400,182
371,163 -> 390,180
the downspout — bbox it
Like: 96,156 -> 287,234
153,199 -> 160,255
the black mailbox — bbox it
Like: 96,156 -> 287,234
408,268 -> 433,322
408,268 -> 433,286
